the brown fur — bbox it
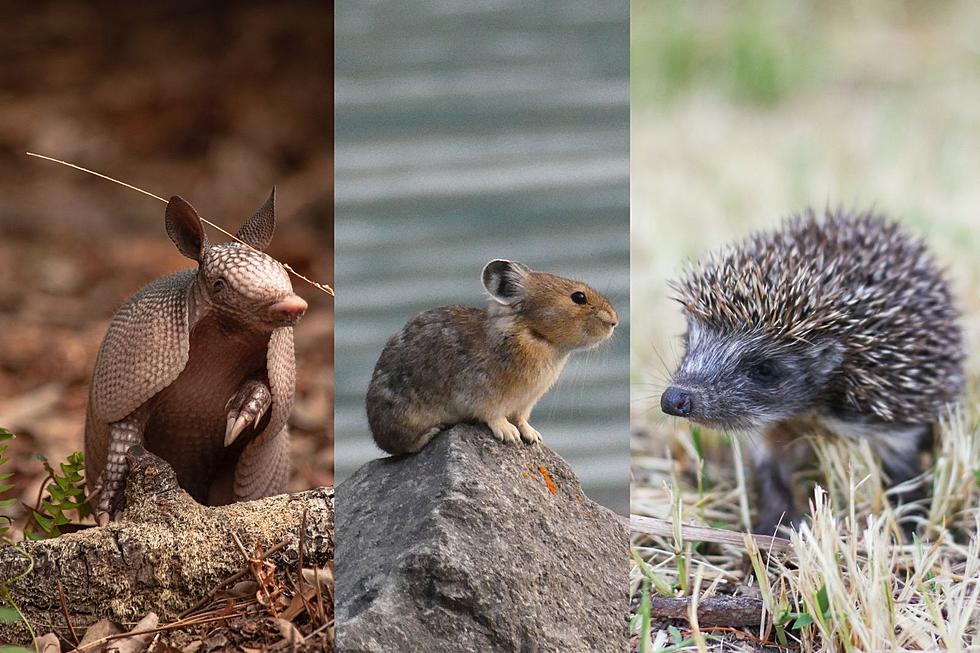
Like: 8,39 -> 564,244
367,260 -> 617,454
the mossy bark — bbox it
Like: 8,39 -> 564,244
0,448 -> 334,645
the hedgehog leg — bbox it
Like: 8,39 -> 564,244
752,423 -> 804,535
875,423 -> 930,538
752,455 -> 799,535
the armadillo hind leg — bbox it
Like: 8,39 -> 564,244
92,410 -> 149,525
232,426 -> 291,501
224,378 -> 273,447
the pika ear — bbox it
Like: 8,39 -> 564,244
482,259 -> 530,305
165,196 -> 209,262
236,187 -> 276,251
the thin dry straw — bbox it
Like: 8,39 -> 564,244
25,152 -> 334,296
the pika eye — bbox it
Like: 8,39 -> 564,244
571,291 -> 587,305
212,277 -> 226,292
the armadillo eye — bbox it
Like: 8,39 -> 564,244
571,291 -> 587,305
212,277 -> 226,292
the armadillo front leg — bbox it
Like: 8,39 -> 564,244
224,378 -> 273,447
92,408 -> 149,525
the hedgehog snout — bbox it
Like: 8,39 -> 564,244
661,387 -> 692,417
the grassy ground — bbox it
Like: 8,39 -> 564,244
630,1 -> 980,650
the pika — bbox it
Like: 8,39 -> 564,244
660,209 -> 964,534
367,259 -> 618,454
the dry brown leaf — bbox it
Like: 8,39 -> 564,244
229,580 -> 259,597
33,633 -> 60,653
300,566 -> 333,591
80,618 -> 124,647
105,612 -> 158,653
280,583 -> 319,622
202,633 -> 228,652
272,618 -> 304,645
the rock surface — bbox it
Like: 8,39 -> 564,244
336,424 -> 628,653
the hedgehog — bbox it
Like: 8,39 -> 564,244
660,208 -> 964,535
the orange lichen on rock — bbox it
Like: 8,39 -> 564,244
537,465 -> 557,495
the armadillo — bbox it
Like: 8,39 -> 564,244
84,189 -> 308,524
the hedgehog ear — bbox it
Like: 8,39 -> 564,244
236,187 -> 276,251
809,339 -> 845,379
482,259 -> 530,305
166,196 -> 209,262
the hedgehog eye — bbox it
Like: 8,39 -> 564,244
212,277 -> 226,292
749,361 -> 779,382
571,291 -> 587,305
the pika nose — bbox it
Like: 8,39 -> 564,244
599,309 -> 618,328
269,294 -> 308,324
661,387 -> 692,417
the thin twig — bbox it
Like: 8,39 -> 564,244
699,626 -> 801,651
295,508 -> 316,622
55,575 -> 78,646
178,538 -> 291,618
25,152 -> 334,296
72,612 -> 238,652
631,514 -> 793,553
230,531 -> 250,560
31,473 -> 55,516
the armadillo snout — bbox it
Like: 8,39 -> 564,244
268,294 -> 308,325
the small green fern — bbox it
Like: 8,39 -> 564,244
0,428 -> 16,542
26,452 -> 90,540
0,428 -> 36,649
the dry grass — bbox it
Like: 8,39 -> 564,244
631,1 -> 980,650
633,401 -> 980,651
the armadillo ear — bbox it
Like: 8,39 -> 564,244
482,259 -> 530,305
236,187 -> 276,251
165,196 -> 209,262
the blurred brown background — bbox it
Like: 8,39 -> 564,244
0,1 -> 334,525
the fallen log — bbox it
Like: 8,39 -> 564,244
0,447 -> 334,645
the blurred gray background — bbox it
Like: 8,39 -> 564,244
334,0 -> 629,512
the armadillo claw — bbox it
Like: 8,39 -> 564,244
91,467 -> 126,525
224,380 -> 272,447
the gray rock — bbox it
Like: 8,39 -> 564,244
336,424 -> 628,653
